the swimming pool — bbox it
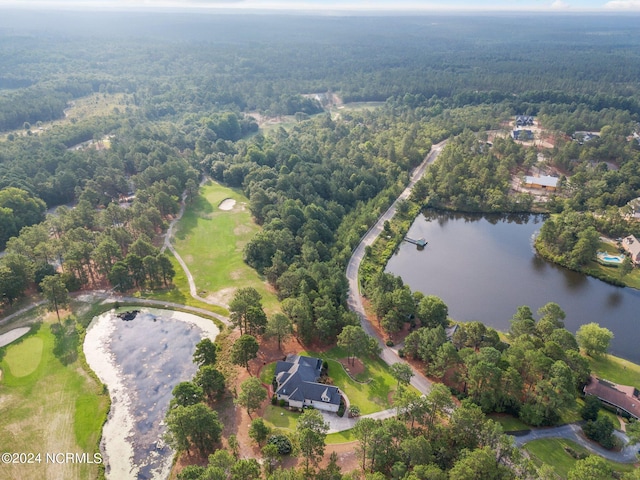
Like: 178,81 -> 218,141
597,252 -> 625,264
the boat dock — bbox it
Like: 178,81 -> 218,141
404,237 -> 427,248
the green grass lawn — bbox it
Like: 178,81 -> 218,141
588,352 -> 640,387
524,438 -> 637,478
140,251 -> 229,316
171,181 -> 279,313
263,405 -> 299,431
326,429 -> 356,444
4,335 -> 43,377
488,414 -> 530,432
300,347 -> 400,415
0,322 -> 109,479
260,362 -> 276,384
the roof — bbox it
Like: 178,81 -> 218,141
524,175 -> 558,188
275,355 -> 340,405
584,376 -> 640,419
622,235 -> 640,261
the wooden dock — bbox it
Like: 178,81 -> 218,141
405,237 -> 427,248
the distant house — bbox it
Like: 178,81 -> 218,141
574,131 -> 599,144
513,129 -> 534,141
621,235 -> 640,264
523,175 -> 559,191
274,355 -> 342,413
515,115 -> 534,127
584,376 -> 640,420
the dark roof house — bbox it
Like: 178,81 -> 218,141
515,115 -> 534,126
584,376 -> 640,419
274,355 -> 341,412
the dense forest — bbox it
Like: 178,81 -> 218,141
3,10 -> 640,480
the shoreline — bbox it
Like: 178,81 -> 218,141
83,307 -> 220,480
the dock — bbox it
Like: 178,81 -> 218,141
404,237 -> 427,248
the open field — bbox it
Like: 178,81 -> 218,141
171,181 -> 279,312
0,317 -> 109,480
524,438 -> 637,478
1,92 -> 134,142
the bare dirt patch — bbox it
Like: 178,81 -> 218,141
337,357 -> 366,379
206,287 -> 236,306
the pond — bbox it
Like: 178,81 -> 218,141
83,308 -> 219,480
385,211 -> 640,364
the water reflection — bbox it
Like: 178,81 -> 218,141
386,211 -> 640,363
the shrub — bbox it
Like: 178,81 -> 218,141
398,348 -> 405,358
386,339 -> 394,347
267,434 -> 292,455
323,360 -> 329,371
279,399 -> 286,407
348,405 -> 361,418
271,395 -> 277,405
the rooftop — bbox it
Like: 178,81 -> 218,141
584,376 -> 640,419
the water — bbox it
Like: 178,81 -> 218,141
84,308 -> 219,480
385,211 -> 640,364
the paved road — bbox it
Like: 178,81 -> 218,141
513,423 -> 640,464
345,140 -> 447,396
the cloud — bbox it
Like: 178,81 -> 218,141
550,0 -> 570,8
605,0 -> 640,8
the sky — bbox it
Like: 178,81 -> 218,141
1,0 -> 640,12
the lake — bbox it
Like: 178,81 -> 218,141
385,211 -> 640,364
84,308 -> 219,480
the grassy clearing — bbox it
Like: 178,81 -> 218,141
525,438 -> 637,478
172,181 -> 279,313
588,352 -> 640,387
140,251 -> 229,317
0,319 -> 109,480
1,92 -> 134,143
326,429 -> 356,444
488,414 -> 530,432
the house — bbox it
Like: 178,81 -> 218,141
584,376 -> 640,420
513,129 -> 534,141
523,175 -> 559,191
274,355 -> 342,413
621,235 -> 640,264
574,131 -> 599,144
515,115 -> 534,127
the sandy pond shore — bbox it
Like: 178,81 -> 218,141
84,308 -> 219,480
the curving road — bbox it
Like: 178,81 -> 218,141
345,140 -> 447,396
513,423 -> 640,464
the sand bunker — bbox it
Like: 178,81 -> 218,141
218,198 -> 236,211
84,308 -> 219,480
0,327 -> 31,348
